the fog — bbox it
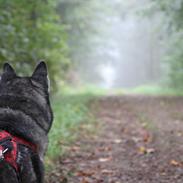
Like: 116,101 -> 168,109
76,0 -> 165,89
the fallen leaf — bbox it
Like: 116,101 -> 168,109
98,157 -> 112,162
70,146 -> 80,151
98,146 -> 111,152
121,127 -> 127,133
143,123 -> 148,127
81,178 -> 90,183
101,169 -> 114,175
113,139 -> 122,144
138,146 -> 146,154
170,160 -> 181,167
132,137 -> 140,143
161,172 -> 166,176
62,159 -> 73,164
143,132 -> 151,143
146,148 -> 155,154
177,131 -> 183,137
76,170 -> 94,177
138,146 -> 155,154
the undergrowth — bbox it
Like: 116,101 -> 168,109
45,93 -> 94,167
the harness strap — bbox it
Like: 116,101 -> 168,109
0,130 -> 37,172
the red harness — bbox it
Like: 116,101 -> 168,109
0,130 -> 37,172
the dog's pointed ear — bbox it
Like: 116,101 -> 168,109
1,63 -> 16,81
3,63 -> 16,74
31,61 -> 48,87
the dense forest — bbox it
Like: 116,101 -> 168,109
151,0 -> 183,89
0,0 -> 182,91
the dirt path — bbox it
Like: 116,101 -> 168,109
46,96 -> 183,183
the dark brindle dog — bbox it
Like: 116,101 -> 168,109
0,62 -> 53,183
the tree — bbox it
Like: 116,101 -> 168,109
147,0 -> 183,89
0,0 -> 69,91
57,0 -> 114,84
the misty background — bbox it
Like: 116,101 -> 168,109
68,0 -> 164,89
0,0 -> 182,92
58,0 -> 179,91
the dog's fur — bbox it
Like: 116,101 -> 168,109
0,62 -> 53,183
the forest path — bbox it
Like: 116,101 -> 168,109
46,96 -> 183,183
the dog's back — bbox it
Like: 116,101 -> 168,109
0,62 -> 53,183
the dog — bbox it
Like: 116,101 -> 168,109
0,62 -> 53,183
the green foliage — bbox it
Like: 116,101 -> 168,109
165,32 -> 183,89
58,0 -> 104,61
154,0 -> 183,30
57,0 -> 113,82
0,0 -> 69,90
146,0 -> 183,89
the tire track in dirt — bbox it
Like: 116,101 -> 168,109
46,96 -> 183,183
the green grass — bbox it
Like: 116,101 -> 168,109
61,85 -> 128,96
45,93 -> 94,166
127,85 -> 183,96
61,84 -> 183,96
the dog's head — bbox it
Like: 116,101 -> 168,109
0,62 -> 53,133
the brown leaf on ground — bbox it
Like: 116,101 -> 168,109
138,146 -> 155,154
113,139 -> 122,144
81,178 -> 90,183
170,160 -> 182,167
143,131 -> 151,143
76,170 -> 95,177
98,156 -> 113,162
70,146 -> 80,152
101,169 -> 114,175
98,146 -> 112,152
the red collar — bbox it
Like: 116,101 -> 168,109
0,130 -> 37,172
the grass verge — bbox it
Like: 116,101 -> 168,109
61,84 -> 183,96
126,85 -> 183,96
45,93 -> 94,168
